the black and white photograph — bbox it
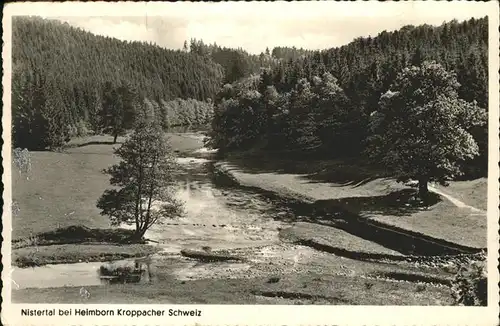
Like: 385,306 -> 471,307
2,1 -> 499,325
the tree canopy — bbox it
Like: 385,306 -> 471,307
208,17 -> 488,178
367,61 -> 486,197
97,108 -> 184,239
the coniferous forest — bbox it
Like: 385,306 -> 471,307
12,16 -> 488,178
208,17 -> 488,178
12,17 -> 224,149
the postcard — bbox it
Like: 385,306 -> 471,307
2,1 -> 499,325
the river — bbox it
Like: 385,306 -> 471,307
12,133 -> 469,298
13,136 -> 323,290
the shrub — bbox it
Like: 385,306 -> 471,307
451,253 -> 487,306
14,253 -> 41,268
98,262 -> 144,284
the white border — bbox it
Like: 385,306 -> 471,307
2,2 -> 499,325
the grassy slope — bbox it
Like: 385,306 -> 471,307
369,200 -> 486,249
215,158 -> 487,249
12,133 -> 205,240
280,222 -> 403,256
433,178 -> 488,210
13,244 -> 160,267
12,144 -> 119,240
11,134 -> 205,266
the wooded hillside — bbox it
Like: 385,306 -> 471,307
208,17 -> 488,178
12,17 -> 224,149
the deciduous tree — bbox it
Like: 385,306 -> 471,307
367,61 -> 486,199
100,82 -> 137,143
97,108 -> 184,240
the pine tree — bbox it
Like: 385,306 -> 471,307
288,79 -> 319,151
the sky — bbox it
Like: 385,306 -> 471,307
15,1 -> 493,54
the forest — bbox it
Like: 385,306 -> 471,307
12,16 -> 489,180
12,17 -> 297,149
208,17 -> 488,179
11,17 -> 224,149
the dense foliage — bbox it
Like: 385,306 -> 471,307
143,98 -> 214,130
367,61 -> 486,196
12,17 -> 224,149
451,253 -> 487,306
208,17 -> 488,178
188,39 -> 277,83
188,39 -> 317,84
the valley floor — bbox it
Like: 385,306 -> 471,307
10,134 -> 488,305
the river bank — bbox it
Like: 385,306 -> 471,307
11,133 -> 478,305
13,265 -> 454,305
11,133 -> 206,268
213,159 -> 487,251
12,226 -> 160,267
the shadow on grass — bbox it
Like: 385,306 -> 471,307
12,225 -> 142,249
72,141 -> 120,148
223,154 -> 389,187
314,189 -> 442,218
212,167 -> 477,255
258,189 -> 462,256
256,189 -> 442,230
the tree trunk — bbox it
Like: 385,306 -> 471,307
113,133 -> 118,144
133,227 -> 147,242
418,177 -> 429,202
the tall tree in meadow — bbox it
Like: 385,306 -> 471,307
97,106 -> 184,240
100,82 -> 138,143
367,61 -> 486,200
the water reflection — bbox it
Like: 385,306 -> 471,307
14,154 -> 288,289
14,261 -> 107,289
98,257 -> 153,284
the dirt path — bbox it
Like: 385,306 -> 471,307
428,185 -> 486,215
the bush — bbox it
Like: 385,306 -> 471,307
76,120 -> 91,137
14,253 -> 41,268
451,253 -> 487,306
98,262 -> 144,284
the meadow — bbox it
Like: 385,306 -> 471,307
11,133 -> 205,266
215,156 -> 488,250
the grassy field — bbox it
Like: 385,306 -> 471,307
280,222 -> 404,257
215,157 -> 488,249
11,133 -> 205,267
12,144 -> 119,239
433,178 -> 488,210
12,274 -> 453,305
12,133 -> 205,240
